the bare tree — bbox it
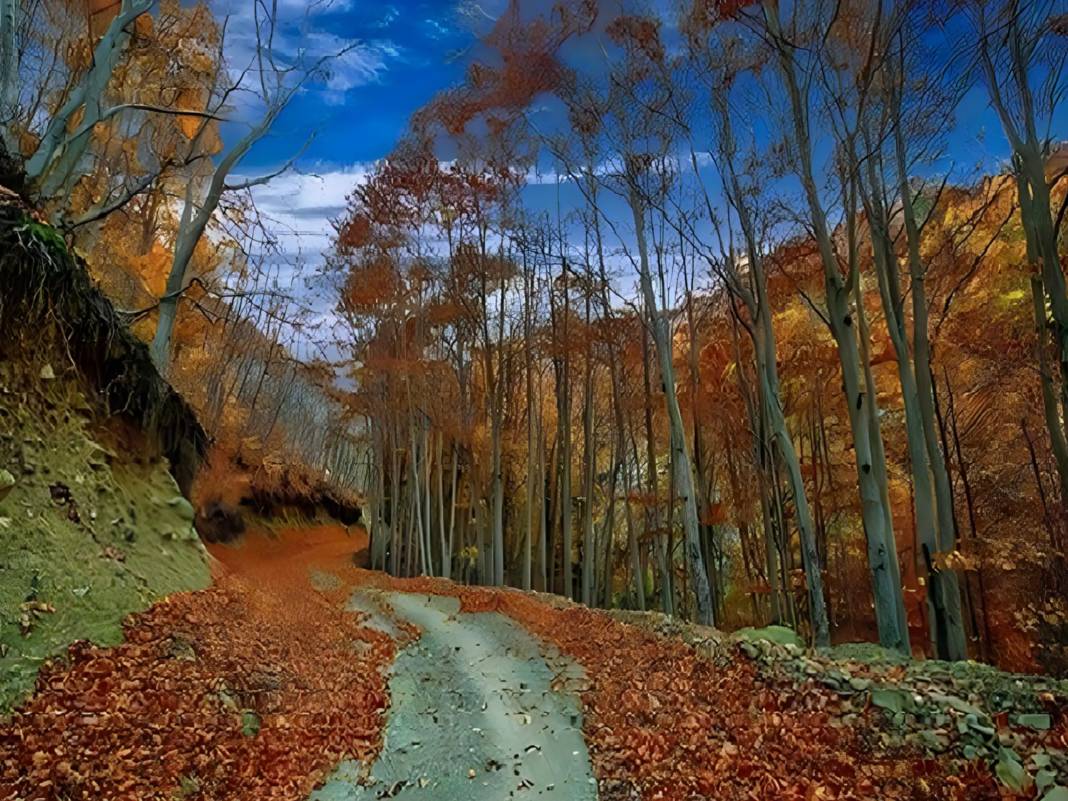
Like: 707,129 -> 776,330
0,0 -> 16,155
749,0 -> 913,652
968,0 -> 1068,501
21,1 -> 156,197
150,1 -> 358,371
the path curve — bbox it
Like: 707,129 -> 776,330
312,590 -> 598,800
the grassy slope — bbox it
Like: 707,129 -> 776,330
0,360 -> 209,710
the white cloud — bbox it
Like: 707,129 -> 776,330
309,36 -> 400,104
424,17 -> 452,39
215,1 -> 401,115
240,163 -> 376,261
376,5 -> 400,28
221,163 -> 376,358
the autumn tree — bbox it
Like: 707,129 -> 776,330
967,0 -> 1068,505
149,2 -> 358,371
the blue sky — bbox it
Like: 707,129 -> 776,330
222,0 -> 1065,327
237,2 -> 474,174
220,0 -> 484,274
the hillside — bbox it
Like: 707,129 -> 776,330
0,192 -> 210,709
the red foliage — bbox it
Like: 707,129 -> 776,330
0,527 -> 396,801
415,0 -> 595,136
606,15 -> 665,64
715,0 -> 760,20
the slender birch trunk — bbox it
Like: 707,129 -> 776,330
642,309 -> 672,615
0,0 -> 17,153
762,0 -> 907,650
581,284 -> 596,605
626,174 -> 714,626
716,99 -> 830,644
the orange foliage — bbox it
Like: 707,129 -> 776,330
0,526 -> 394,800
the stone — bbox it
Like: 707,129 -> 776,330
995,749 -> 1031,793
734,625 -> 805,649
168,496 -> 196,522
872,688 -> 910,714
0,468 -> 14,502
1017,713 -> 1052,731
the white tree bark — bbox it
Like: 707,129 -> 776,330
0,0 -> 17,153
626,175 -> 714,627
149,107 -> 287,370
762,0 -> 909,652
715,99 -> 831,646
24,0 -> 154,191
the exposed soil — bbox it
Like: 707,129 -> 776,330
0,361 -> 210,711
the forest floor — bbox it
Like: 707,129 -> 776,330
2,523 -> 1067,801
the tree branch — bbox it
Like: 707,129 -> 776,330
224,135 -> 314,191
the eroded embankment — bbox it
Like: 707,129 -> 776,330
0,194 -> 210,711
0,361 -> 210,711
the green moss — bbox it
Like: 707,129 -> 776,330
828,641 -> 913,666
0,364 -> 209,712
735,625 -> 805,649
21,217 -> 68,257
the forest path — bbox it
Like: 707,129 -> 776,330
311,590 -> 598,801
5,522 -> 1056,801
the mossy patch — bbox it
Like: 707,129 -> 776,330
22,218 -> 68,257
0,362 -> 209,711
735,625 -> 805,649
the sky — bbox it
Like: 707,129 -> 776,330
216,0 -> 1066,349
220,1 -> 479,267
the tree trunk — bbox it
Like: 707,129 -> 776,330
889,117 -> 966,660
445,441 -> 458,581
390,437 -> 402,575
717,98 -> 829,644
642,303 -> 671,616
24,0 -> 152,191
581,296 -> 596,605
538,427 -> 549,592
763,0 -> 907,651
559,309 -> 574,598
627,180 -> 714,627
0,0 -> 17,153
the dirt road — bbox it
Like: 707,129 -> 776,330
313,590 -> 597,800
5,523 -> 1041,801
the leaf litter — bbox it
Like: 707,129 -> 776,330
2,523 -> 1066,801
364,575 -> 1068,801
0,524 -> 401,801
